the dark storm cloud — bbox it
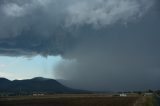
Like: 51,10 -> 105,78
0,0 -> 155,56
0,0 -> 73,56
0,0 -> 160,91
54,0 -> 160,91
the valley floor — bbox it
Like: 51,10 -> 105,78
0,94 -> 156,106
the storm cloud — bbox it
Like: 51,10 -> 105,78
0,0 -> 160,91
0,0 -> 156,56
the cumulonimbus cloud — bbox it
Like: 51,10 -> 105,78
0,0 -> 159,91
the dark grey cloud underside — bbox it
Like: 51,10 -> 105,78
0,0 -> 157,56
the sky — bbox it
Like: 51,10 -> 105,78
0,55 -> 62,80
0,0 -> 160,91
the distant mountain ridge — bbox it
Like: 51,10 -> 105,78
0,77 -> 87,93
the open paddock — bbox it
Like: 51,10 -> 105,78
0,94 -> 139,106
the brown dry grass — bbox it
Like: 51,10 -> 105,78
0,94 -> 139,106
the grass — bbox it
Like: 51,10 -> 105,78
133,95 -> 157,106
144,96 -> 157,106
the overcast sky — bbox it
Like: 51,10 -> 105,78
0,0 -> 160,91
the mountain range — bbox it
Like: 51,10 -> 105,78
0,77 -> 87,94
